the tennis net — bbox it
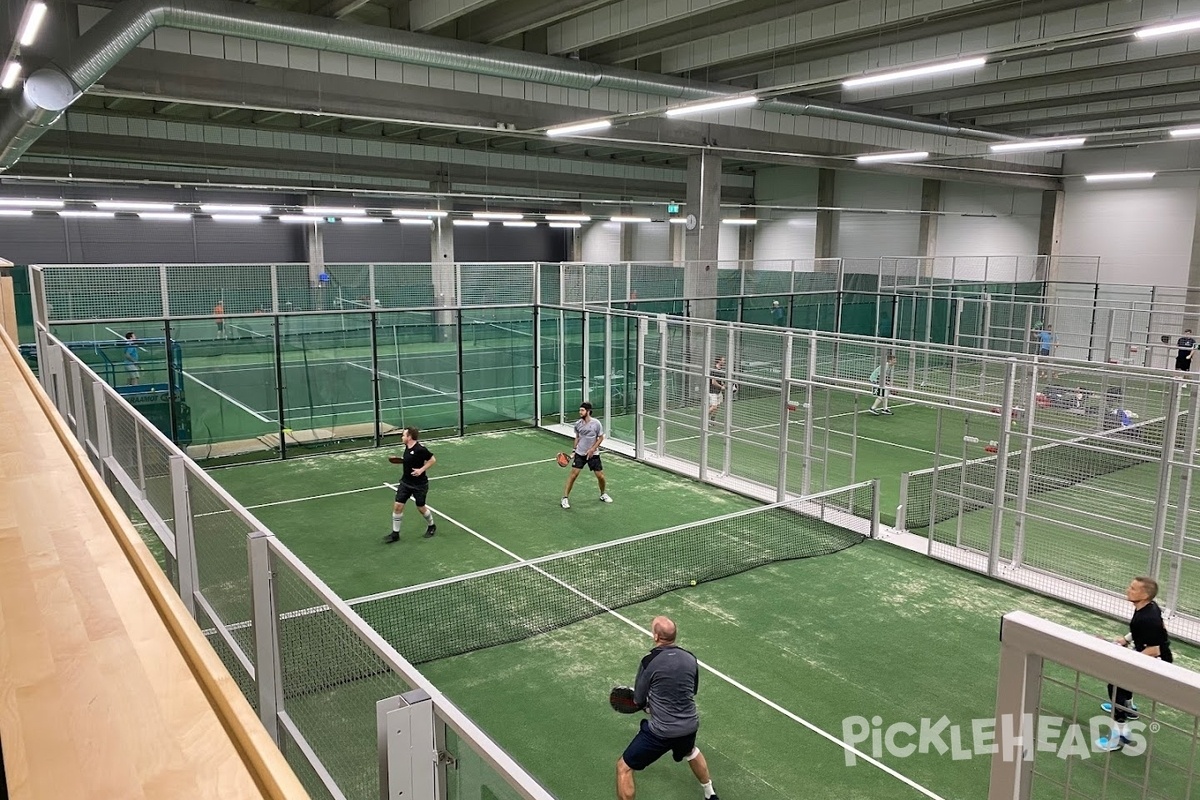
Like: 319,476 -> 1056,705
348,481 -> 875,666
902,415 -> 1171,531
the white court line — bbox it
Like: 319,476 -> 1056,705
246,458 -> 551,509
183,369 -> 274,423
415,505 -> 947,800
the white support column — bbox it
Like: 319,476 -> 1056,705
170,455 -> 199,617
249,532 -> 283,744
775,334 -> 793,502
988,361 -> 1019,576
635,316 -> 647,460
377,690 -> 440,800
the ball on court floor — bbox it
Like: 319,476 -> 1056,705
689,580 -> 697,586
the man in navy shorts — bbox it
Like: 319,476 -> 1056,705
561,401 -> 612,509
616,616 -> 718,800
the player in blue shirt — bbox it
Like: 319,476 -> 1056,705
123,332 -> 140,386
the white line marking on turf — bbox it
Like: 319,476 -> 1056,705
246,459 -> 552,509
182,370 -> 274,423
418,508 -> 948,800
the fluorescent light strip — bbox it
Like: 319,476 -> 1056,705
1136,17 -> 1200,39
201,204 -> 272,214
855,151 -> 929,164
668,218 -> 688,224
398,218 -> 433,226
664,96 -> 758,118
209,215 -> 260,223
1084,172 -> 1156,182
549,222 -> 581,229
0,198 -> 62,208
545,214 -> 591,222
503,221 -> 537,227
59,211 -> 114,218
302,206 -> 366,215
391,209 -> 448,217
1,61 -> 20,90
342,217 -> 384,224
609,216 -> 652,223
0,209 -> 33,217
279,215 -> 320,222
474,212 -> 522,220
18,2 -> 48,48
546,119 -> 612,137
721,218 -> 757,225
844,57 -> 987,89
990,137 -> 1087,153
136,212 -> 192,221
96,201 -> 178,211
1169,126 -> 1200,139
454,219 -> 490,227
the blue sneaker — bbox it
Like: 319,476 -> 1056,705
1100,701 -> 1139,720
1094,734 -> 1132,752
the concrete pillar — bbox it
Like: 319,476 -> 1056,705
620,217 -> 635,261
432,215 -> 456,340
1186,189 -> 1200,330
1038,189 -> 1065,282
683,152 -> 722,320
917,179 -> 941,277
814,168 -> 836,259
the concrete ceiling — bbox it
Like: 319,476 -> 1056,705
5,0 -> 1200,201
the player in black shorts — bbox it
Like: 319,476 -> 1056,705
617,616 -> 718,800
1176,330 -> 1195,372
1095,576 -> 1173,752
384,427 -> 437,543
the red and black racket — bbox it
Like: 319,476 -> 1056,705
556,452 -> 570,468
388,456 -> 402,464
609,686 -> 640,714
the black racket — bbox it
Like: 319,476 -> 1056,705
609,686 -> 640,714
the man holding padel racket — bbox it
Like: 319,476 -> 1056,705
384,426 -> 437,543
613,616 -> 718,800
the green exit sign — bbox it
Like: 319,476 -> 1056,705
667,203 -> 680,214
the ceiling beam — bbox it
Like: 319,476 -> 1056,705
457,0 -> 609,45
316,0 -> 374,18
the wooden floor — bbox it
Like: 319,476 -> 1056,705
0,332 -> 308,799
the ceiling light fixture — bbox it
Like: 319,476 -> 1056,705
18,2 -> 48,48
844,57 -> 986,89
664,96 -> 758,118
1084,172 -> 1156,182
855,151 -> 930,164
1,61 -> 21,90
546,119 -> 613,137
1136,17 -> 1200,39
545,214 -> 591,222
989,137 -> 1087,153
474,212 -> 522,220
1168,126 -> 1200,139
201,204 -> 273,214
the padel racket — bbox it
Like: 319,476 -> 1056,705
609,686 -> 640,714
388,456 -> 402,464
556,452 -> 570,468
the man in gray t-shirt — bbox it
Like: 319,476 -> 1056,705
616,616 -> 718,800
560,401 -> 612,509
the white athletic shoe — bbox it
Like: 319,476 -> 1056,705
599,493 -> 613,503
561,497 -> 570,509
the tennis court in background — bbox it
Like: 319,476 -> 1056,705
208,427 -> 1200,800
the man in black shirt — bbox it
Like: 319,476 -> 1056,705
616,616 -> 718,800
1176,330 -> 1195,372
384,426 -> 437,543
1096,576 -> 1173,751
707,357 -> 726,423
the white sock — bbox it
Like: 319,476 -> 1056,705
422,510 -> 434,525
701,781 -> 714,798
392,513 -> 403,533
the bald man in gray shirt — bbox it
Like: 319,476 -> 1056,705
616,616 -> 718,800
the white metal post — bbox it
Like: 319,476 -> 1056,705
1148,380 -> 1183,579
698,327 -> 713,483
249,532 -> 283,744
775,334 -> 794,502
378,690 -> 440,800
636,316 -> 647,460
170,456 -> 199,617
988,361 -> 1019,576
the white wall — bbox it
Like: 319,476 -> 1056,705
937,184 -> 1042,258
751,166 -> 819,267
580,221 -> 622,262
834,172 -> 923,257
1059,142 -> 1200,286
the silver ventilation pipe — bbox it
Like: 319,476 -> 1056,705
0,0 -> 1011,170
